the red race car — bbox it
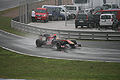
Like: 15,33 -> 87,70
36,34 -> 81,50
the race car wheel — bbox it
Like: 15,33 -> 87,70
71,40 -> 81,47
70,44 -> 76,49
36,39 -> 43,47
56,42 -> 61,50
70,40 -> 77,48
71,40 -> 77,44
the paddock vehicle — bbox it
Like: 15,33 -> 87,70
42,5 -> 70,20
35,8 -> 49,22
36,34 -> 81,50
60,5 -> 81,19
93,9 -> 120,29
75,13 -> 89,28
99,14 -> 119,29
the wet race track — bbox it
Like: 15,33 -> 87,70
0,30 -> 120,62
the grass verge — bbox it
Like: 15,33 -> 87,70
0,47 -> 120,80
0,7 -> 27,36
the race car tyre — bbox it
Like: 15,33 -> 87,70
71,40 -> 77,44
70,40 -> 77,48
78,44 -> 81,47
56,42 -> 62,50
36,39 -> 43,47
71,40 -> 81,47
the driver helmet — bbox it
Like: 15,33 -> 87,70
53,34 -> 56,36
53,34 -> 57,38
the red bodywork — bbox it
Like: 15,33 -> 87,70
46,36 -> 74,45
35,8 -> 48,20
94,9 -> 120,21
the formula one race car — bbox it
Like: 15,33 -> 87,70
36,34 -> 81,50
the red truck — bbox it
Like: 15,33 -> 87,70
35,8 -> 49,22
94,9 -> 120,22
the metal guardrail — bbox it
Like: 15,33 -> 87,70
11,19 -> 120,41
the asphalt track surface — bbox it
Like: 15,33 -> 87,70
0,30 -> 120,62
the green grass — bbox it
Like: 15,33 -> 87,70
0,7 -> 27,36
0,47 -> 120,80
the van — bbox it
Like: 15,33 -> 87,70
60,5 -> 81,18
35,8 -> 49,22
99,14 -> 118,29
42,5 -> 70,20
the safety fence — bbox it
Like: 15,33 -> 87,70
11,19 -> 120,41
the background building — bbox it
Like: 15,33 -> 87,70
72,0 -> 120,9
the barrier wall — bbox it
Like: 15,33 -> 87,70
11,19 -> 120,40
